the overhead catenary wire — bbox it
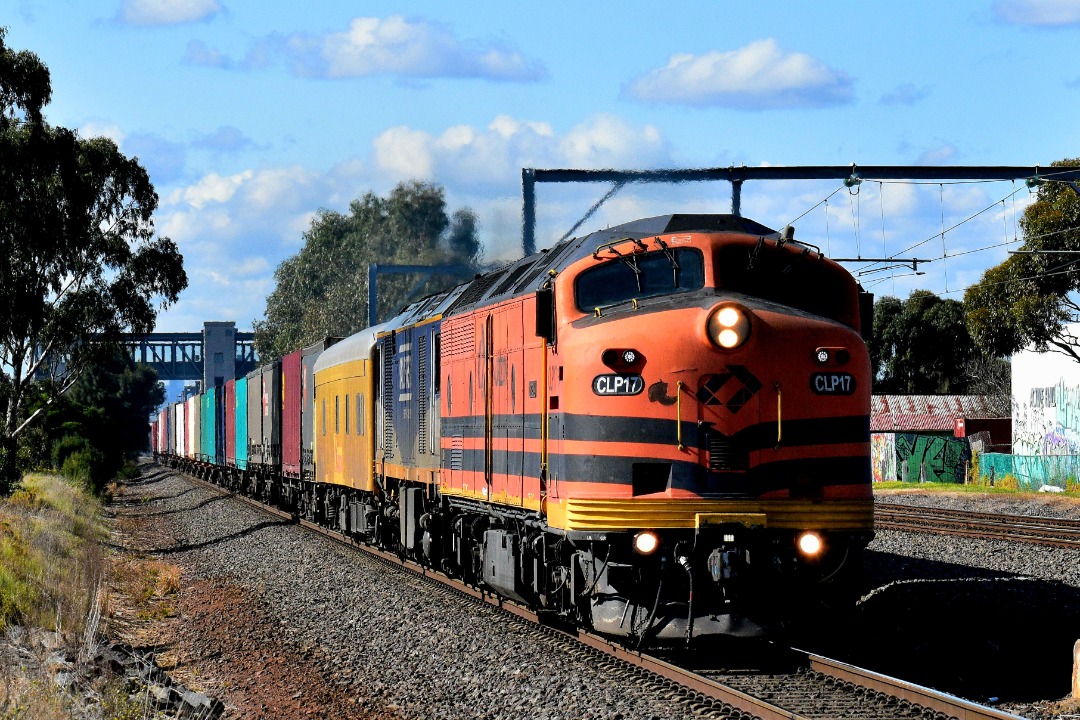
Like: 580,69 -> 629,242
939,184 -> 950,293
849,181 -> 862,258
858,184 -> 1028,273
786,183 -> 846,227
878,182 -> 894,295
939,265 -> 1080,297
771,172 -> 1080,300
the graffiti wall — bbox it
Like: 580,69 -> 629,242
871,433 -> 896,483
1013,380 -> 1080,456
1012,336 -> 1080,457
979,453 -> 1075,490
871,432 -> 969,483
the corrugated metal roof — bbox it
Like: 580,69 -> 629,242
870,395 -> 1006,432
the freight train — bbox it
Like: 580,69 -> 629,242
152,213 -> 875,645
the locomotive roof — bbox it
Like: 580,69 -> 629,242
327,213 -> 783,358
313,320 -> 392,375
438,213 -> 778,318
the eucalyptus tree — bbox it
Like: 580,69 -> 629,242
870,291 -> 975,394
965,157 -> 1080,361
0,29 -> 186,489
254,181 -> 480,359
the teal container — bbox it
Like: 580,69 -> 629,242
236,376 -> 248,470
201,388 -> 217,464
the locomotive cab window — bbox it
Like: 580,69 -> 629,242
575,248 -> 704,311
715,245 -> 854,326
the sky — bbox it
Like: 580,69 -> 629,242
6,0 -> 1080,335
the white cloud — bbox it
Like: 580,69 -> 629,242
166,171 -> 253,210
916,143 -> 959,166
879,83 -> 930,106
624,39 -> 854,109
79,121 -> 125,143
182,40 -> 233,68
192,16 -> 547,81
373,126 -> 435,179
371,113 -> 669,191
119,0 -> 221,26
994,0 -> 1080,25
558,115 -> 666,169
323,16 -> 543,80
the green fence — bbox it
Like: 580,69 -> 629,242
979,453 -> 1076,490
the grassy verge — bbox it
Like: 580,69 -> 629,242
0,473 -> 106,636
0,472 -> 152,718
875,480 -> 1080,499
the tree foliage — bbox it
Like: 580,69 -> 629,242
869,290 -> 976,394
0,29 -> 186,489
965,157 -> 1080,361
43,352 -> 165,492
254,181 -> 481,358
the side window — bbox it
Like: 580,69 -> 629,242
334,395 -> 340,434
345,394 -> 350,435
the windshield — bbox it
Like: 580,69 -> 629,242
715,245 -> 855,325
575,248 -> 705,311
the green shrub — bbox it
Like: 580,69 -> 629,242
116,460 -> 141,481
51,433 -> 90,471
60,445 -> 108,492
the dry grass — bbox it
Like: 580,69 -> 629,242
0,474 -> 106,638
0,473 -> 112,717
112,558 -> 182,623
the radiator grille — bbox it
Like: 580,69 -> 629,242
450,434 -> 464,471
417,334 -> 428,453
708,434 -> 748,472
444,320 -> 474,357
382,336 -> 394,457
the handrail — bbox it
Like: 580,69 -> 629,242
676,381 -> 685,451
775,382 -> 782,448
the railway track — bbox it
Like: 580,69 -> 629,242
176,467 -> 1022,720
875,501 -> 1080,549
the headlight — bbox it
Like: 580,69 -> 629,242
708,305 -> 750,349
633,530 -> 660,555
797,531 -> 823,557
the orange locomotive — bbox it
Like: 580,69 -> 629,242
313,212 -> 874,644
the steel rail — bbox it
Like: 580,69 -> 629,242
875,502 -> 1080,550
171,465 -> 1022,720
806,654 -> 1023,720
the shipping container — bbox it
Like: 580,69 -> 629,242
224,379 -> 236,466
201,387 -> 225,465
260,360 -> 282,470
163,406 -> 172,456
187,394 -> 201,461
157,408 -> 167,455
302,339 -> 338,481
176,401 -> 186,460
236,376 -> 249,471
245,368 -> 262,467
281,349 -> 303,479
201,389 -> 213,463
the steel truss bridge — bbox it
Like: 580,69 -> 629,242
121,329 -> 257,383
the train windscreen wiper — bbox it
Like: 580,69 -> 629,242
654,237 -> 681,286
